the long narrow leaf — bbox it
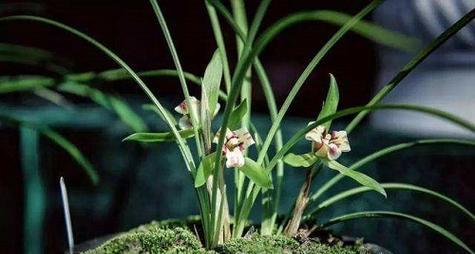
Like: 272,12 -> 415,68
306,183 -> 475,223
0,15 -> 196,171
322,211 -> 474,254
311,139 -> 475,201
325,160 -> 386,197
123,129 -> 195,143
58,81 -> 147,132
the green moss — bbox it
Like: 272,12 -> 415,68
82,222 -> 369,254
83,226 -> 212,254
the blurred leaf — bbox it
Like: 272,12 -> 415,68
325,160 -> 386,197
238,158 -> 273,189
58,81 -> 148,132
283,152 -> 318,168
194,152 -> 217,188
123,129 -> 194,143
228,98 -> 248,129
316,74 -> 339,130
201,89 -> 212,148
0,113 -> 98,184
0,76 -> 54,94
142,104 -> 177,126
41,128 -> 99,184
202,50 -> 223,115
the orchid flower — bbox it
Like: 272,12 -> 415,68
305,124 -> 351,160
174,96 -> 220,129
214,128 -> 255,168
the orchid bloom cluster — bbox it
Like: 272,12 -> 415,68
305,124 -> 351,160
214,128 -> 255,168
175,97 -> 254,168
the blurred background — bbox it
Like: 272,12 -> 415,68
0,0 -> 474,253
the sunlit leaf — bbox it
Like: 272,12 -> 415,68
316,74 -> 339,130
283,152 -> 318,168
238,158 -> 273,189
194,152 -> 217,188
228,98 -> 248,129
325,160 -> 386,197
202,50 -> 223,115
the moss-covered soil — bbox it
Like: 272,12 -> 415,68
83,220 -> 370,254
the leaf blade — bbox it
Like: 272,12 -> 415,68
326,160 -> 386,197
123,129 -> 194,143
238,158 -> 273,189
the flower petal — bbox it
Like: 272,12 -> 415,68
305,125 -> 325,144
327,143 -> 342,160
235,128 -> 255,150
178,116 -> 193,130
331,130 -> 351,152
225,148 -> 245,168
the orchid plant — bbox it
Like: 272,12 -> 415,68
1,0 -> 474,253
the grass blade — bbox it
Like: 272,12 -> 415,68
58,81 -> 148,132
322,211 -> 474,254
123,129 -> 195,143
311,139 -> 475,201
326,160 -> 386,197
306,183 -> 475,223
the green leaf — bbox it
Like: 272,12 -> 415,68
202,50 -> 223,115
41,128 -> 99,184
228,98 -> 248,129
194,152 -> 217,188
0,76 -> 54,94
316,74 -> 339,130
307,183 -> 475,223
123,129 -> 194,143
238,158 -> 273,189
325,160 -> 386,197
58,81 -> 148,132
311,138 -> 475,202
142,104 -> 177,126
322,211 -> 474,254
283,152 -> 318,168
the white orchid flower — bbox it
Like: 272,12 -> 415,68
214,128 -> 255,168
305,124 -> 351,160
174,96 -> 220,129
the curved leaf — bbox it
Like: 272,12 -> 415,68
322,211 -> 474,254
325,160 -> 386,197
194,152 -> 217,188
58,81 -> 147,132
228,98 -> 248,130
311,139 -> 475,201
316,73 -> 339,130
306,183 -> 475,223
238,158 -> 273,189
202,50 -> 223,115
283,152 -> 318,168
123,129 -> 194,143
